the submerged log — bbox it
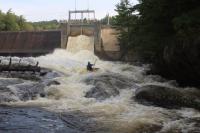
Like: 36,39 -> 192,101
1,66 -> 40,72
0,58 -> 40,73
0,65 -> 40,72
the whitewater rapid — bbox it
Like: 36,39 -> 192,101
1,48 -> 197,133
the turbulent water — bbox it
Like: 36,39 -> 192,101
67,35 -> 94,53
0,36 -> 200,133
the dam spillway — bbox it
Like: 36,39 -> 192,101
67,35 -> 94,53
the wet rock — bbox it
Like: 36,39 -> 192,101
11,83 -> 46,101
0,83 -> 46,103
40,93 -> 46,98
131,123 -> 162,133
0,87 -> 18,102
42,71 -> 62,79
135,85 -> 200,110
0,68 -> 63,103
0,72 -> 41,81
85,73 -> 137,100
85,86 -> 119,101
0,68 -> 60,82
160,117 -> 200,133
0,78 -> 24,87
46,80 -> 61,86
39,68 -> 50,76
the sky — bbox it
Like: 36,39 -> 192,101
0,0 -> 138,22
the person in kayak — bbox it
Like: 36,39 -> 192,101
87,62 -> 94,71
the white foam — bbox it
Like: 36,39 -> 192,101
8,48 -> 199,133
67,35 -> 94,53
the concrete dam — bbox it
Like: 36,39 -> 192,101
0,30 -> 61,56
0,10 -> 121,60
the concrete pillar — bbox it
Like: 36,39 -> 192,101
61,23 -> 68,49
81,12 -> 83,23
68,11 -> 71,21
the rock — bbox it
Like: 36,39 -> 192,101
0,71 -> 41,81
9,83 -> 45,101
0,78 -> 24,87
0,87 -> 19,102
135,85 -> 200,110
85,86 -> 119,101
0,68 -> 62,103
160,117 -> 200,133
85,73 -> 137,100
40,93 -> 46,98
46,80 -> 61,86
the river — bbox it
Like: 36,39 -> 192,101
0,36 -> 199,133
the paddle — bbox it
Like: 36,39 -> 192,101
93,59 -> 97,66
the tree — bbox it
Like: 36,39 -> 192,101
0,9 -> 60,31
31,20 -> 60,31
4,9 -> 20,31
17,15 -> 27,30
114,0 -> 200,86
23,22 -> 34,31
100,14 -> 115,25
114,0 -> 138,58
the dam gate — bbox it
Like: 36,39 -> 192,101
62,10 -> 101,50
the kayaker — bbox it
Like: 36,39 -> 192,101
87,61 -> 94,71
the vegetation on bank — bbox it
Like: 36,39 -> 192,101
0,9 -> 115,31
0,9 -> 33,31
31,20 -> 60,31
0,9 -> 60,31
114,0 -> 200,86
100,15 -> 116,25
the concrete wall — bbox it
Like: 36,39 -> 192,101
69,26 -> 95,36
95,26 -> 121,60
101,26 -> 120,51
0,30 -> 61,56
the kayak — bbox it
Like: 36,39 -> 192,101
78,68 -> 100,74
92,68 -> 100,72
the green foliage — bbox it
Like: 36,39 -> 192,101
0,9 -> 34,31
0,11 -> 6,30
0,9 -> 60,31
114,0 -> 200,61
113,0 -> 138,57
31,20 -> 60,31
100,15 -> 116,25
4,9 -> 20,31
114,0 -> 200,86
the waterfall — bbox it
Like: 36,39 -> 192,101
66,35 -> 94,53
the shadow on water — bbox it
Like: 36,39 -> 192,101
0,105 -> 110,133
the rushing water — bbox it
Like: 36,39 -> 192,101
67,35 -> 94,53
0,36 -> 200,133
